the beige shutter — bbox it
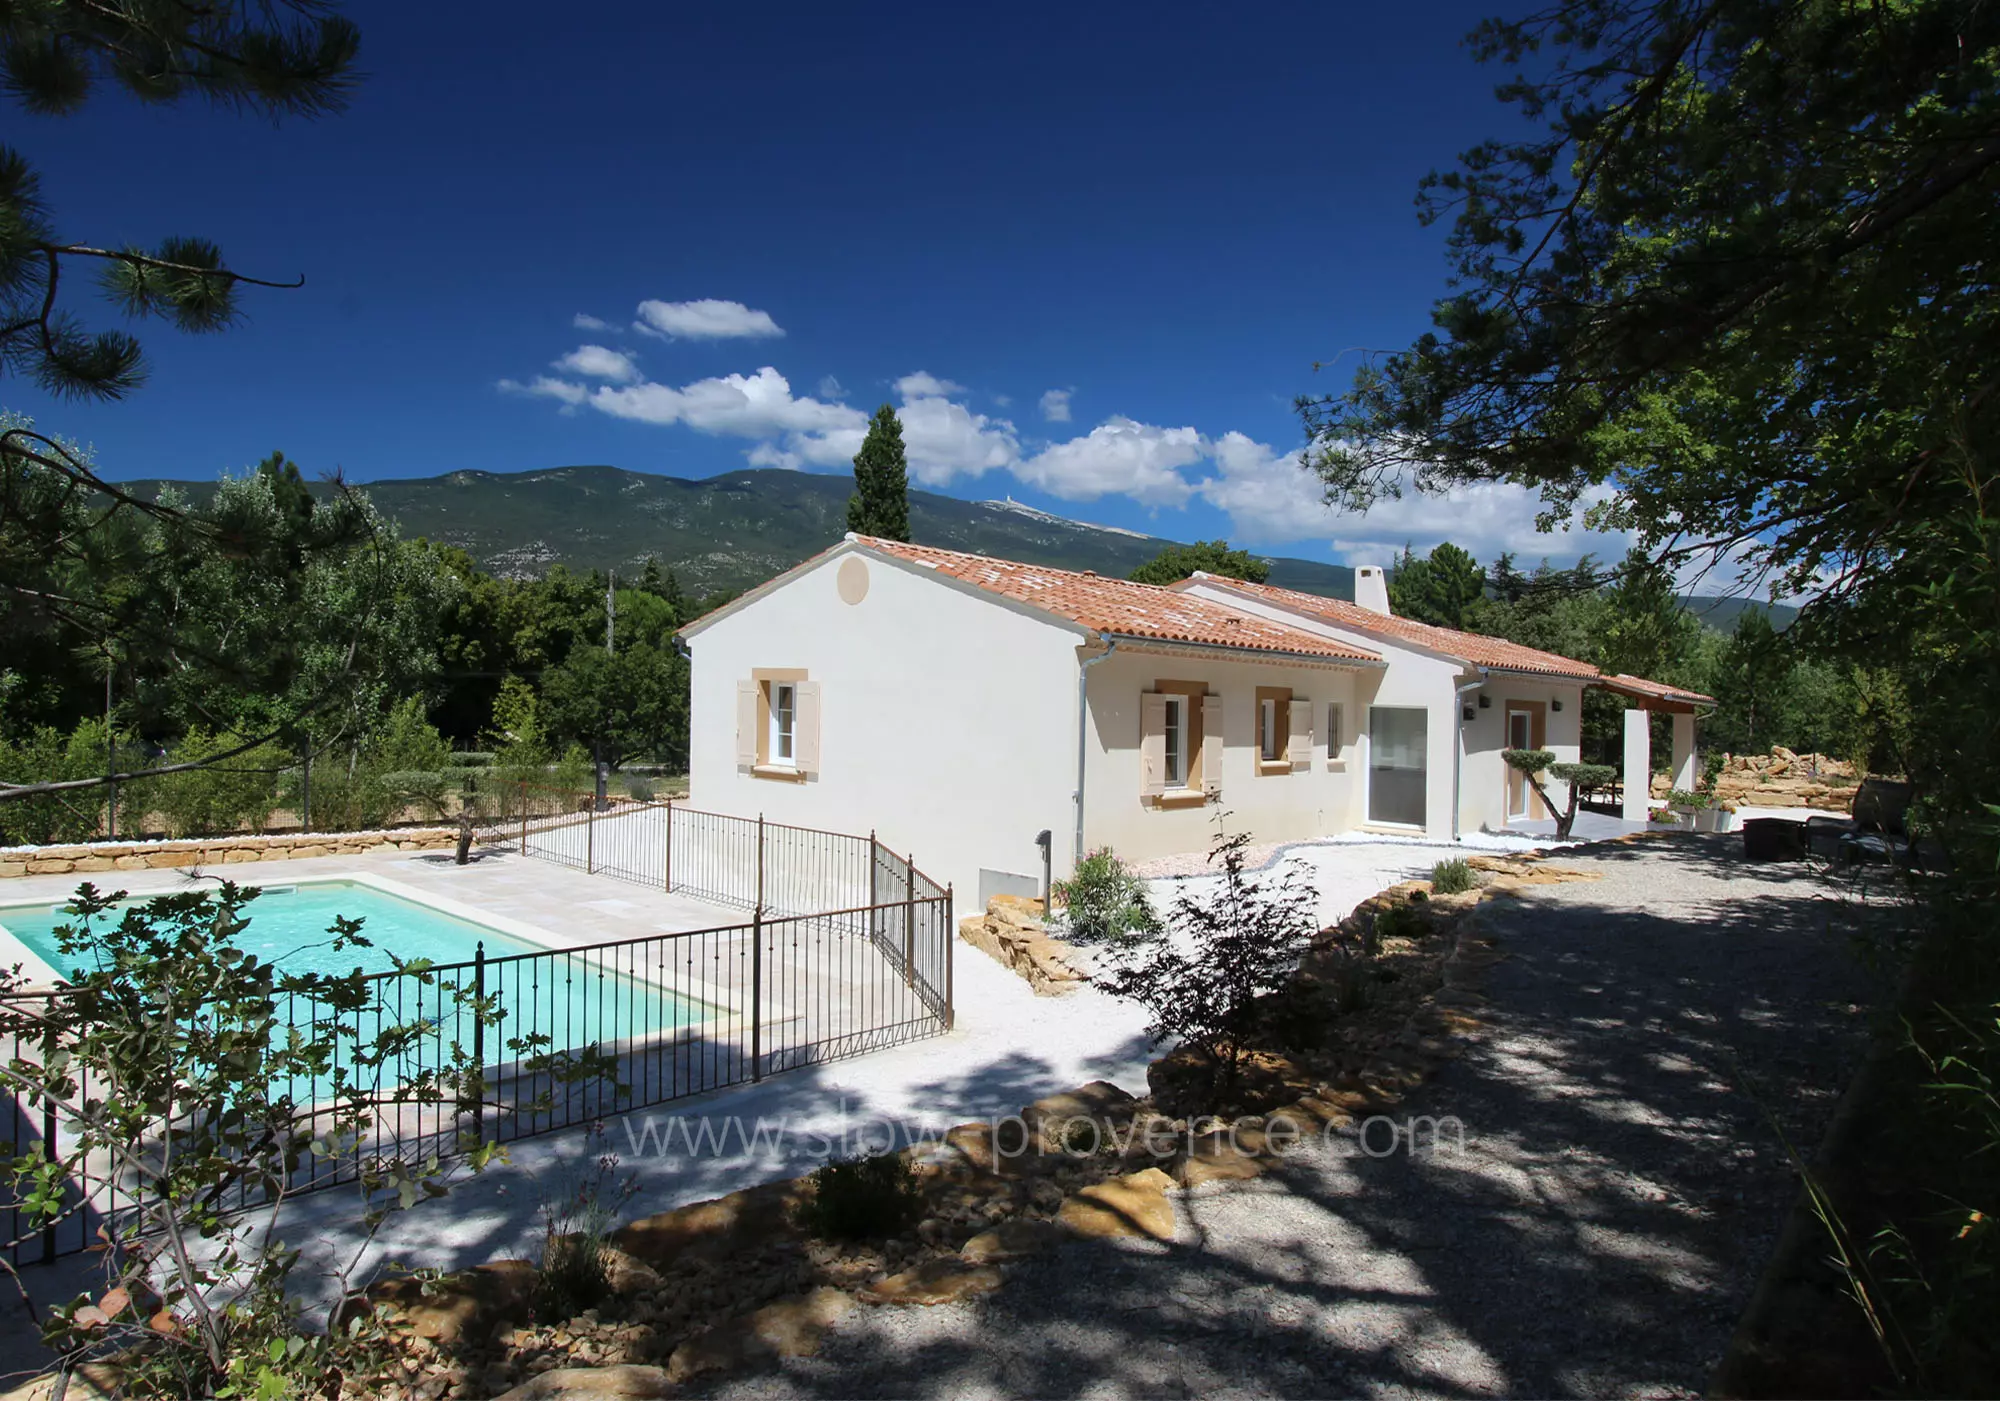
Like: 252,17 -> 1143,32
1200,694 -> 1223,793
793,681 -> 822,775
1139,692 -> 1169,798
1288,699 -> 1313,770
735,681 -> 759,769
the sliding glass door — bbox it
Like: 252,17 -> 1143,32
1368,707 -> 1428,827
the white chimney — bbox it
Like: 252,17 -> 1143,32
1353,564 -> 1392,615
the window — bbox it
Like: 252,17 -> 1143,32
1327,703 -> 1345,761
736,672 -> 818,779
1142,682 -> 1216,803
1255,686 -> 1295,773
1368,706 -> 1428,827
769,681 -> 796,765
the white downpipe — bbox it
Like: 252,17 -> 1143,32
1074,638 -> 1119,869
1451,669 -> 1488,842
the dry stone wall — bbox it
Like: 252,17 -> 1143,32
1649,746 -> 1864,810
0,828 -> 461,879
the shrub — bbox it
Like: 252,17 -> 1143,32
147,729 -> 284,839
535,1123 -> 638,1320
1429,858 -> 1476,895
623,773 -> 656,803
1052,846 -> 1159,946
796,1152 -> 921,1241
1666,788 -> 1714,809
1091,818 -> 1316,1111
0,719 -> 131,846
1502,748 -> 1619,838
371,697 -> 451,774
448,751 -> 496,768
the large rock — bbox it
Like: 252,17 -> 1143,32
751,1286 -> 855,1355
957,897 -> 1086,995
363,1258 -> 538,1345
960,1218 -> 1061,1264
663,1288 -> 855,1384
1021,1080 -> 1138,1148
493,1364 -> 677,1401
1056,1167 -> 1178,1241
858,1258 -> 1004,1305
610,1177 -> 809,1268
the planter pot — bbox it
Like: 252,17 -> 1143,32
1693,807 -> 1726,833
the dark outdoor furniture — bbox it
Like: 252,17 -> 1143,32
1805,777 -> 1918,871
1743,816 -> 1808,861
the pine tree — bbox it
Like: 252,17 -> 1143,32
846,405 -> 911,542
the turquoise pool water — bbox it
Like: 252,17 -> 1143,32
0,882 -> 719,1093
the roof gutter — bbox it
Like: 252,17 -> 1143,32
1451,668 -> 1488,843
1092,631 -> 1386,670
1075,638 -> 1120,869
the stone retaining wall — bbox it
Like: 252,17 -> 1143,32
1649,745 -> 1865,809
0,827 -> 462,879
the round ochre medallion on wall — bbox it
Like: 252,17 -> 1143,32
837,556 -> 870,605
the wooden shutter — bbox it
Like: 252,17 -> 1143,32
1200,694 -> 1223,793
1288,699 -> 1313,770
1139,692 -> 1169,798
1327,703 -> 1344,766
735,681 -> 759,769
794,681 -> 822,776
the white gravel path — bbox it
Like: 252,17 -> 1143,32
696,835 -> 1882,1400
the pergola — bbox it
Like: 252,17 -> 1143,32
1591,674 -> 1717,822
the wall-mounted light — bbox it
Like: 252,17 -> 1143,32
1477,694 -> 1491,709
1551,699 -> 1564,712
1462,706 -> 1476,721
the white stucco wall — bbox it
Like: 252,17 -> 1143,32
1177,584 -> 1465,840
1078,648 -> 1367,864
684,548 -> 1082,904
1458,675 -> 1585,833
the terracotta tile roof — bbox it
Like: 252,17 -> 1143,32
856,537 -> 1383,665
1181,574 -> 1604,680
1597,673 -> 1716,708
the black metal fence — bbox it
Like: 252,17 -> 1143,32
0,797 -> 953,1266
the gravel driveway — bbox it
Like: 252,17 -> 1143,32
699,835 -> 1883,1399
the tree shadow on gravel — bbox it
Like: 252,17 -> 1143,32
688,853 -> 1887,1400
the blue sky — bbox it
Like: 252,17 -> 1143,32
5,0 -> 1637,569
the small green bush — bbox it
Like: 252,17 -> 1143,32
1666,788 -> 1714,808
1373,900 -> 1431,944
796,1152 -> 921,1241
448,751 -> 496,769
623,773 -> 656,803
149,729 -> 284,838
1430,858 -> 1476,895
1052,846 -> 1159,946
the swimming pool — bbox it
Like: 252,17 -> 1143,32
0,880 -> 723,1092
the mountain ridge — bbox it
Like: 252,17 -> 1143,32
123,463 -> 1793,624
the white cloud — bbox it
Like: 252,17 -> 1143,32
1015,417 -> 1205,508
633,298 -> 784,341
573,313 -> 614,332
817,375 -> 848,400
552,344 -> 640,383
498,375 -> 590,409
1185,431 -> 1638,568
898,396 -> 1021,486
1038,388 -> 1073,423
586,366 -> 865,467
894,370 -> 967,400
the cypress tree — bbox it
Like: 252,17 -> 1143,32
846,405 -> 911,542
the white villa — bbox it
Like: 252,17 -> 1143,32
678,535 -> 1711,906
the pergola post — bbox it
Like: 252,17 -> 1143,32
1670,712 -> 1697,794
1622,709 -> 1652,823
